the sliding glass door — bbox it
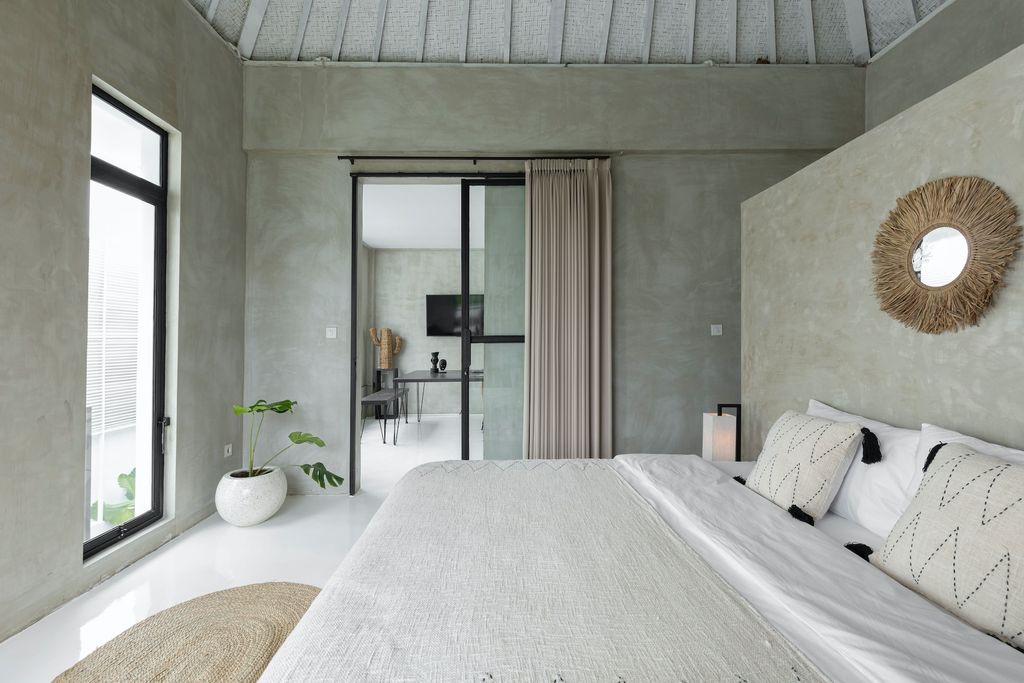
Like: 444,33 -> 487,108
461,179 -> 526,460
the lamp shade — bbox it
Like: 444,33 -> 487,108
702,412 -> 737,461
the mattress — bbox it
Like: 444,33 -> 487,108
263,455 -> 1024,682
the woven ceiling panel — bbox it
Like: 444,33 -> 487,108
606,0 -> 647,64
423,0 -> 467,61
339,0 -> 377,60
811,0 -> 853,64
253,0 -> 304,59
649,0 -> 691,63
563,0 -> 611,63
298,0 -> 343,60
467,0 -> 506,63
736,0 -> 771,63
864,0 -> 916,54
774,0 -> 809,64
509,0 -> 548,63
693,0 -> 733,63
212,0 -> 250,43
188,0 -> 209,14
915,0 -> 944,18
380,0 -> 423,62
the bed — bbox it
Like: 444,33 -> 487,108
260,455 -> 1024,682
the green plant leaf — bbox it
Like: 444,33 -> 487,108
289,431 -> 325,447
298,462 -> 344,489
236,399 -> 298,415
117,468 -> 136,501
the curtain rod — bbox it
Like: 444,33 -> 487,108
339,154 -> 611,164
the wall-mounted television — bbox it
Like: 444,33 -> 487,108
426,294 -> 484,337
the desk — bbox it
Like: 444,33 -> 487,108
393,370 -> 484,422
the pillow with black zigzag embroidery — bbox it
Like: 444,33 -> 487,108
747,411 -> 862,521
873,442 -> 1024,650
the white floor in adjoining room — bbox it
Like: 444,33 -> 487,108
0,414 -> 473,682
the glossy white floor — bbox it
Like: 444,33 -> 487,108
0,413 -> 477,682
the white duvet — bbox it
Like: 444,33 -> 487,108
614,454 -> 1024,682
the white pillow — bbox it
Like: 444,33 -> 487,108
873,442 -> 1024,650
807,400 -> 921,538
747,411 -> 862,521
908,424 -> 1024,496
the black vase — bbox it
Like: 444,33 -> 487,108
430,352 -> 440,373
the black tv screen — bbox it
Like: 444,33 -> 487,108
426,294 -> 484,336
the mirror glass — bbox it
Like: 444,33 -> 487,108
911,226 -> 969,287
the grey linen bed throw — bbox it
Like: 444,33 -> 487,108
261,460 -> 825,682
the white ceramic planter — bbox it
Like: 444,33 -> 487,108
215,466 -> 287,527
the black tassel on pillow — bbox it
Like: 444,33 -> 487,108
733,476 -> 746,485
923,442 -> 947,473
845,542 -> 874,561
788,505 -> 815,526
860,428 -> 882,464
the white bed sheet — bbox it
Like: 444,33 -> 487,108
614,454 -> 1024,683
710,460 -> 885,548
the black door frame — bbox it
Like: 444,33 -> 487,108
349,172 -> 526,492
459,178 -> 526,460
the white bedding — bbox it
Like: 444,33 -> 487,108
617,454 -> 1024,682
264,455 -> 1024,682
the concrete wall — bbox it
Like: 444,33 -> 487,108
370,249 -> 484,414
742,45 -> 1024,459
865,0 -> 1024,129
242,63 -> 864,472
0,0 -> 246,641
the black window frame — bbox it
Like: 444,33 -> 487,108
84,85 -> 169,560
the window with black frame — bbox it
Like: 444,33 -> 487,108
84,86 -> 168,559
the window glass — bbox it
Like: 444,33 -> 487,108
90,96 -> 162,184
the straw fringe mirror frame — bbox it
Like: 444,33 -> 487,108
872,176 -> 1021,334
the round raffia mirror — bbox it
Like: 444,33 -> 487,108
872,176 -> 1021,334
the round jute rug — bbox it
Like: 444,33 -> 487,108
54,582 -> 319,683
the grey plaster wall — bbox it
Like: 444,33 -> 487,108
742,45 -> 1024,460
371,249 -> 484,414
1,0 -> 246,641
245,154 -> 351,494
865,0 -> 1024,129
243,64 -> 864,154
613,152 -> 826,455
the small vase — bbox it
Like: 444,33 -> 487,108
215,466 -> 287,527
430,351 -> 440,373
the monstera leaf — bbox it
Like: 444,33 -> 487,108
289,431 -> 325,447
232,399 -> 297,416
299,462 -> 344,489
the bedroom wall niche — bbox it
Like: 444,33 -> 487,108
742,44 -> 1024,460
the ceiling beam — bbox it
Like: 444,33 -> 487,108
765,0 -> 776,63
417,0 -> 429,62
727,0 -> 737,63
204,0 -> 221,23
459,0 -> 471,62
502,0 -> 513,63
684,0 -> 696,63
842,0 -> 869,64
903,0 -> 919,23
332,0 -> 354,60
373,0 -> 389,61
237,0 -> 271,59
547,0 -> 566,63
801,0 -> 815,64
291,0 -> 316,61
598,0 -> 614,63
641,0 -> 655,63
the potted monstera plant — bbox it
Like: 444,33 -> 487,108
215,399 -> 343,527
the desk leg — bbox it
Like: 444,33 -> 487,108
378,414 -> 386,444
393,397 -> 400,445
416,383 -> 425,422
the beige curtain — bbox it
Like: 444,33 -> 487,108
523,159 -> 612,459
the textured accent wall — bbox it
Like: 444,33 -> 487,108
865,0 -> 1024,129
742,45 -> 1024,460
1,0 -> 246,641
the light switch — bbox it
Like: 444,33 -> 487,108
326,326 -> 338,339
710,324 -> 723,337
223,443 -> 233,459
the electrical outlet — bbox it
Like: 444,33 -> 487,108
710,324 -> 723,337
223,443 -> 233,459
